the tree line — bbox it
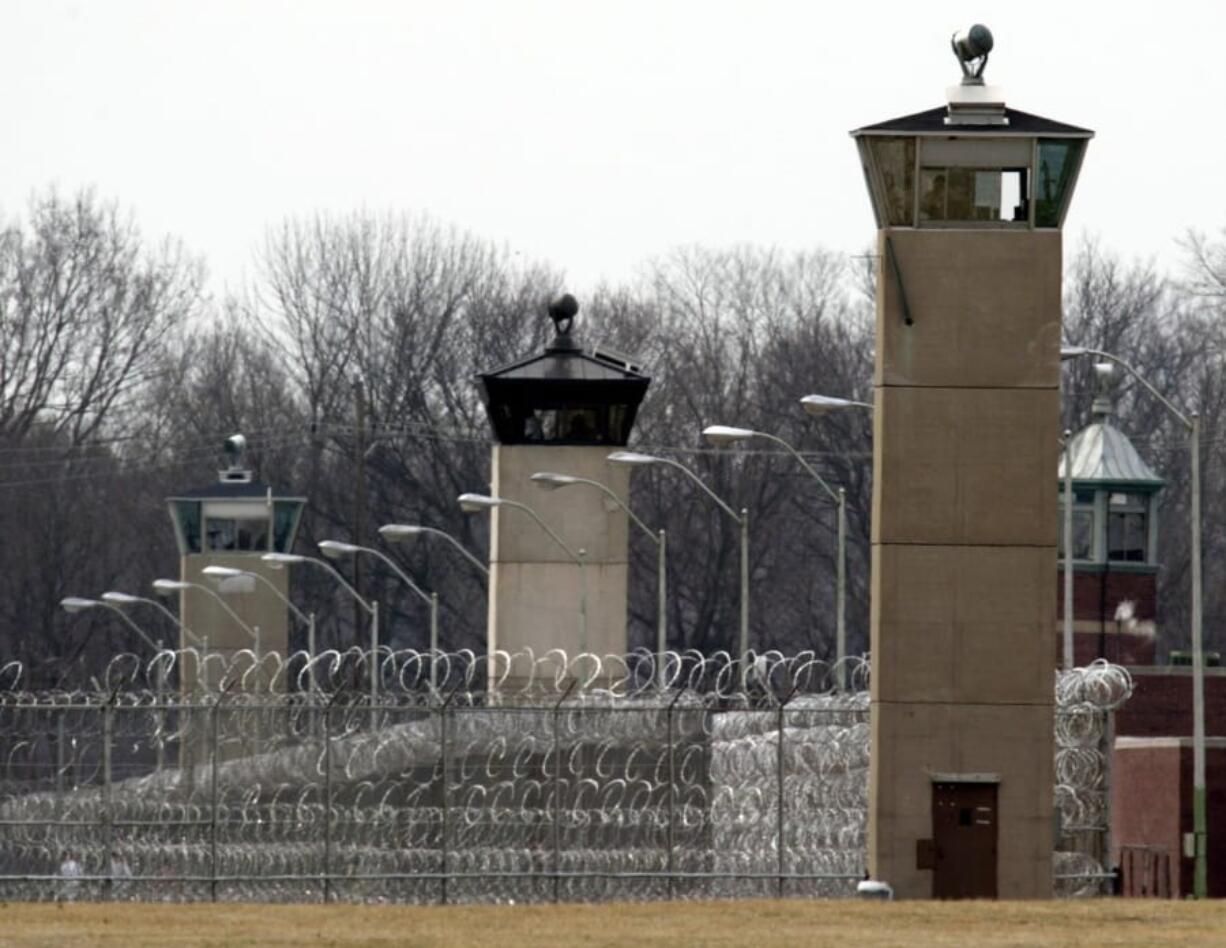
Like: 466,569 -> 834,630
1,189 -> 1223,686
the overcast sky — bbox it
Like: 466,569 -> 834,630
4,1 -> 1223,298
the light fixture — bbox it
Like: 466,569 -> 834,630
458,492 -> 500,513
529,473 -> 580,490
799,394 -> 872,417
318,540 -> 361,559
60,597 -> 99,614
701,425 -> 755,446
606,450 -> 662,466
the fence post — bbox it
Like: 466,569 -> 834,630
552,680 -> 576,904
666,686 -> 686,901
777,685 -> 798,899
210,683 -> 233,903
103,693 -> 115,901
439,682 -> 462,906
322,687 -> 345,904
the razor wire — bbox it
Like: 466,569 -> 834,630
0,649 -> 1126,902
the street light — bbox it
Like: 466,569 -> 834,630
607,451 -> 749,660
378,524 -> 489,577
99,591 -> 205,649
799,394 -> 874,416
318,540 -> 441,689
1061,343 -> 1207,898
152,578 -> 262,662
702,424 -> 850,684
531,471 -> 669,686
457,492 -> 588,655
60,597 -> 161,652
201,566 -> 317,683
260,551 -> 380,710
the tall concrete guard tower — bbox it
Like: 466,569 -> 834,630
852,26 -> 1091,898
166,435 -> 306,690
475,296 -> 650,663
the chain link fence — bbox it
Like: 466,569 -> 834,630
0,650 -> 1128,902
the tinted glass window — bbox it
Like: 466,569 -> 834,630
1035,140 -> 1085,228
869,137 -> 916,225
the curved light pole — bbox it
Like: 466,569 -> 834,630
101,590 -> 208,693
702,424 -> 849,684
61,597 -> 161,652
378,524 -> 490,577
608,451 -> 749,660
262,551 -> 379,711
62,597 -> 171,770
152,579 -> 261,663
318,540 -> 440,689
1062,343 -> 1207,898
458,492 -> 588,655
532,471 -> 669,687
99,591 -> 205,649
201,566 -> 317,696
800,393 -> 875,683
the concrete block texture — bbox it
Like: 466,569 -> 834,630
872,385 -> 1060,547
869,700 -> 1055,899
871,544 -> 1056,705
876,229 -> 1062,390
487,561 -> 628,658
490,445 -> 630,565
181,554 -> 290,656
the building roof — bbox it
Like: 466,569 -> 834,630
1058,422 -> 1165,488
168,479 -> 304,501
852,105 -> 1093,138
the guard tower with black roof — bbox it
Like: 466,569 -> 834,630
852,26 -> 1092,899
474,295 -> 650,666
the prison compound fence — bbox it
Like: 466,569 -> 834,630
0,649 -> 1130,902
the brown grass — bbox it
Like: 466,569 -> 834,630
1,899 -> 1224,947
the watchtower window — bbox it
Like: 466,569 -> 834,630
205,516 -> 270,552
1107,492 -> 1148,563
1058,488 -> 1095,562
919,167 -> 1028,224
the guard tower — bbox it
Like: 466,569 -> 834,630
166,435 -> 306,690
852,26 -> 1092,898
1059,364 -> 1165,665
475,296 -> 650,664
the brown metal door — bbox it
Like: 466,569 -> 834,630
932,781 -> 998,899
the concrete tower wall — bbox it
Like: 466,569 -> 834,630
869,228 -> 1062,898
180,555 -> 290,690
488,445 -> 630,661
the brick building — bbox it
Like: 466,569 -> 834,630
1058,366 -> 1224,896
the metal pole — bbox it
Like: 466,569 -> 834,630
578,550 -> 589,658
156,640 -> 166,774
1191,413 -> 1207,898
209,694 -> 221,902
103,699 -> 114,901
739,508 -> 750,660
307,614 -> 317,738
666,687 -> 685,901
836,488 -> 847,691
657,529 -> 668,690
429,592 -> 439,691
438,685 -> 461,906
552,680 -> 576,903
1063,430 -> 1075,670
370,601 -> 379,731
776,698 -> 785,899
323,697 -> 333,903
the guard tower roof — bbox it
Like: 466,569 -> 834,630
852,105 -> 1093,138
1058,422 -> 1165,488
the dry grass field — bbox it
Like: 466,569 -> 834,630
1,900 -> 1225,948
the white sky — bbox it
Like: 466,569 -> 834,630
4,1 -> 1223,298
